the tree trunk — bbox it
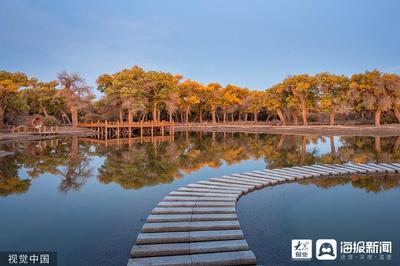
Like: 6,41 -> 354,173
211,106 -> 216,123
329,112 -> 335,126
40,104 -> 49,117
276,108 -> 286,125
0,106 -> 4,129
168,110 -> 173,122
237,111 -> 241,122
70,106 -> 78,128
394,109 -> 400,123
253,112 -> 258,122
394,136 -> 400,150
292,112 -> 298,125
330,135 -> 336,154
119,108 -> 123,122
276,135 -> 285,151
375,110 -> 381,127
152,106 -> 157,122
300,98 -> 308,126
128,107 -> 133,123
244,113 -> 248,122
375,136 -> 382,153
223,108 -> 227,123
199,106 -> 203,123
185,107 -> 190,124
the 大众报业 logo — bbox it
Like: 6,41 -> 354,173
316,239 -> 337,260
291,239 -> 312,260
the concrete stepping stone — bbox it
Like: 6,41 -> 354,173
131,239 -> 249,258
191,250 -> 256,266
157,201 -> 236,208
338,164 -> 365,173
262,170 -> 299,180
198,181 -> 254,192
379,163 -> 400,172
307,165 -> 342,175
367,163 -> 396,173
230,174 -> 275,184
260,170 -> 296,180
128,254 -> 191,266
169,191 -> 239,198
292,166 -> 329,176
240,172 -> 281,183
210,178 -> 261,189
266,169 -> 308,179
348,163 -> 380,173
147,214 -> 192,223
178,187 -> 241,195
186,183 -> 245,193
189,230 -> 244,242
301,165 -> 333,175
135,229 -> 244,245
320,164 -> 353,174
280,167 -> 321,177
189,239 -> 249,254
219,176 -> 266,185
163,196 -> 237,202
136,231 -> 190,244
191,213 -> 238,221
152,207 -> 236,215
142,220 -> 241,233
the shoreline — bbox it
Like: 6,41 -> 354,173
0,127 -> 94,143
173,123 -> 400,137
1,123 -> 400,142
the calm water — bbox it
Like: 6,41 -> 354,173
0,132 -> 399,266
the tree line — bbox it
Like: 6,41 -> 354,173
1,66 -> 400,128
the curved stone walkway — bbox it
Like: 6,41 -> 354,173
127,162 -> 400,265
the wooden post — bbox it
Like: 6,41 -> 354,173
105,120 -> 108,140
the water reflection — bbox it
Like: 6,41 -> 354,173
1,132 -> 400,196
299,175 -> 400,193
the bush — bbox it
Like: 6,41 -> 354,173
43,116 -> 61,126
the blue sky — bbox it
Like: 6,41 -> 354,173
1,0 -> 399,95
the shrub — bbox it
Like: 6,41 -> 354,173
43,116 -> 61,126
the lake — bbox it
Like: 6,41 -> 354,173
0,132 -> 399,265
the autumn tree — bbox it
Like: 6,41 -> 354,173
57,71 -> 93,127
221,85 -> 241,123
178,80 -> 200,123
205,83 -> 223,123
282,74 -> 316,126
349,70 -> 395,127
315,73 -> 350,125
265,84 -> 286,125
0,71 -> 30,128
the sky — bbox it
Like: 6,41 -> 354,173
1,0 -> 400,96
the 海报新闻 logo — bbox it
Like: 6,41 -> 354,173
316,239 -> 337,260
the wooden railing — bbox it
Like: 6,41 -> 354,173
78,120 -> 175,128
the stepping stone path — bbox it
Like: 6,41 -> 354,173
128,163 -> 400,265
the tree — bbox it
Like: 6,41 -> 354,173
265,84 -> 286,125
221,85 -> 241,123
178,80 -> 200,123
143,71 -> 178,122
57,71 -> 93,127
22,80 -> 64,118
244,91 -> 265,122
349,70 -> 395,127
282,74 -> 315,126
315,73 -> 350,125
205,83 -> 223,123
0,71 -> 30,128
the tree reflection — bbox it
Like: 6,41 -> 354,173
0,132 -> 400,195
299,175 -> 400,193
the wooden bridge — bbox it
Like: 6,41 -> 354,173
78,121 -> 174,140
128,162 -> 400,265
79,135 -> 174,147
